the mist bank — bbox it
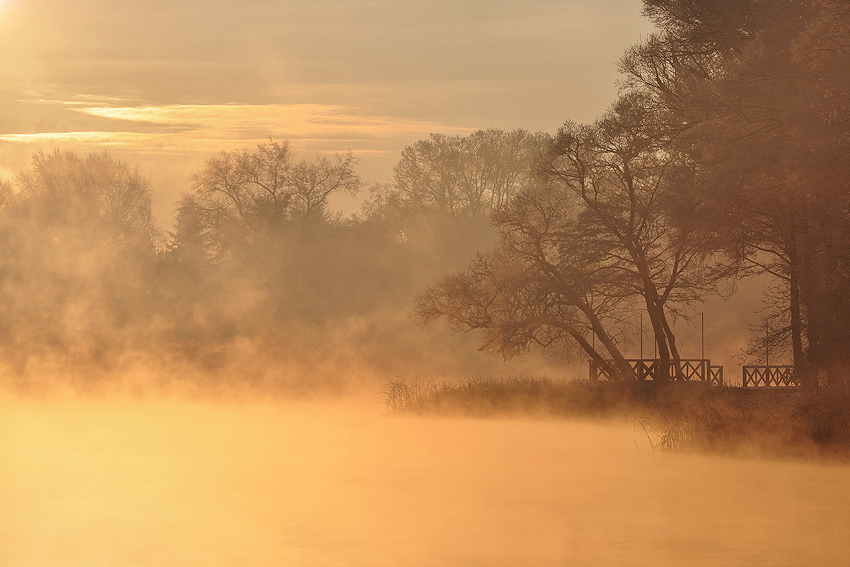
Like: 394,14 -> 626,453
3,0 -> 850,396
0,134 -> 563,395
3,394 -> 850,566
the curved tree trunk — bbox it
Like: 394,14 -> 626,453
577,301 -> 635,380
660,311 -> 683,380
646,302 -> 672,382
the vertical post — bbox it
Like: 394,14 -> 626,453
590,291 -> 594,353
701,312 -> 705,381
765,321 -> 770,367
654,335 -> 656,359
591,331 -> 595,379
640,312 -> 643,360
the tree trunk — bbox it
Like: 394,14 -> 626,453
568,328 -> 621,380
660,312 -> 683,380
579,304 -> 635,380
645,299 -> 672,382
788,239 -> 809,389
797,201 -> 821,390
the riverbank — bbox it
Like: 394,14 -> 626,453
381,377 -> 850,459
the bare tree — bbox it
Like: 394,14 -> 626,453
393,129 -> 545,229
620,0 -> 850,387
177,140 -> 359,264
15,149 -> 159,250
542,93 -> 726,380
417,180 -> 636,379
365,129 -> 549,272
0,150 -> 162,367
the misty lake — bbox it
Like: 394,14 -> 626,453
2,394 -> 849,567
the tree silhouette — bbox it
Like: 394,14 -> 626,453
620,0 -> 850,387
175,140 -> 359,265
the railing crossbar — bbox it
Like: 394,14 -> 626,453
742,365 -> 798,388
590,359 -> 723,385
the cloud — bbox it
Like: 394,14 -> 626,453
0,101 -> 475,156
0,0 -> 652,126
0,0 -> 653,218
0,99 -> 475,215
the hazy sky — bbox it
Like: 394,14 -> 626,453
0,0 -> 653,221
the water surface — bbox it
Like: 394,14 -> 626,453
1,395 -> 848,566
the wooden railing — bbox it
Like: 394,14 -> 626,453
590,359 -> 723,385
742,365 -> 798,388
709,365 -> 724,386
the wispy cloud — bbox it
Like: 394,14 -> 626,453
0,132 -> 153,145
2,102 -> 474,157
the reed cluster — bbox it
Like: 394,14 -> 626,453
381,376 -> 850,458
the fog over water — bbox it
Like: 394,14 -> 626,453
2,0 -> 850,564
2,394 -> 849,567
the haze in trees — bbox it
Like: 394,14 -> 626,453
0,1 -> 847,393
0,150 -> 160,372
418,94 -> 728,380
620,0 -> 850,387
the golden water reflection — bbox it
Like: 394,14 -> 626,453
1,395 -> 848,566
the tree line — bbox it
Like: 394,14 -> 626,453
0,131 -> 543,382
1,0 -> 847,389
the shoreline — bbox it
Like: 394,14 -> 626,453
381,376 -> 850,460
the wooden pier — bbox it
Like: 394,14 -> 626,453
590,359 -> 724,385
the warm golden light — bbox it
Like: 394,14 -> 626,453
2,396 -> 849,566
3,2 -> 847,566
1,103 -> 473,153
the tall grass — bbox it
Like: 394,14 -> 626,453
380,376 -> 850,458
379,375 -> 675,418
379,377 -> 443,413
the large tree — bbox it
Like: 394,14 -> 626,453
620,0 -> 850,387
392,129 -> 545,226
418,96 -> 727,380
541,93 -> 726,380
166,140 -> 370,333
417,179 -> 637,379
15,149 -> 159,250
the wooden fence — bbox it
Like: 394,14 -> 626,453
590,359 -> 724,385
742,365 -> 798,388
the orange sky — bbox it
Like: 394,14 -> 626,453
0,0 -> 653,222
